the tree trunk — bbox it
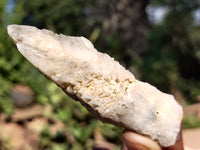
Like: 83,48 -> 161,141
97,0 -> 151,62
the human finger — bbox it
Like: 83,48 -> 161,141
122,130 -> 161,150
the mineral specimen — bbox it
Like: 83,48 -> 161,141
7,25 -> 183,147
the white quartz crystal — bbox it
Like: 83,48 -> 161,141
7,25 -> 183,147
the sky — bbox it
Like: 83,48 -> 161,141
146,5 -> 200,25
5,0 -> 15,13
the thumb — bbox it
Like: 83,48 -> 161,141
122,130 -> 161,150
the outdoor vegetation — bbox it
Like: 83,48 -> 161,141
0,0 -> 200,149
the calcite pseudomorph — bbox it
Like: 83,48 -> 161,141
7,25 -> 183,147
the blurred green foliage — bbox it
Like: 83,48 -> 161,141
0,0 -> 200,149
23,0 -> 94,36
143,0 -> 200,102
182,115 -> 200,129
0,0 -> 26,114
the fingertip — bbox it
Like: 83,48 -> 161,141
122,130 -> 162,150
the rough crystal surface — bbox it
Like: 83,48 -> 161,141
7,25 -> 183,147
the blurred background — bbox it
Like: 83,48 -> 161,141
0,0 -> 200,149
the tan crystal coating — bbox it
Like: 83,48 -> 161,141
7,25 -> 183,147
